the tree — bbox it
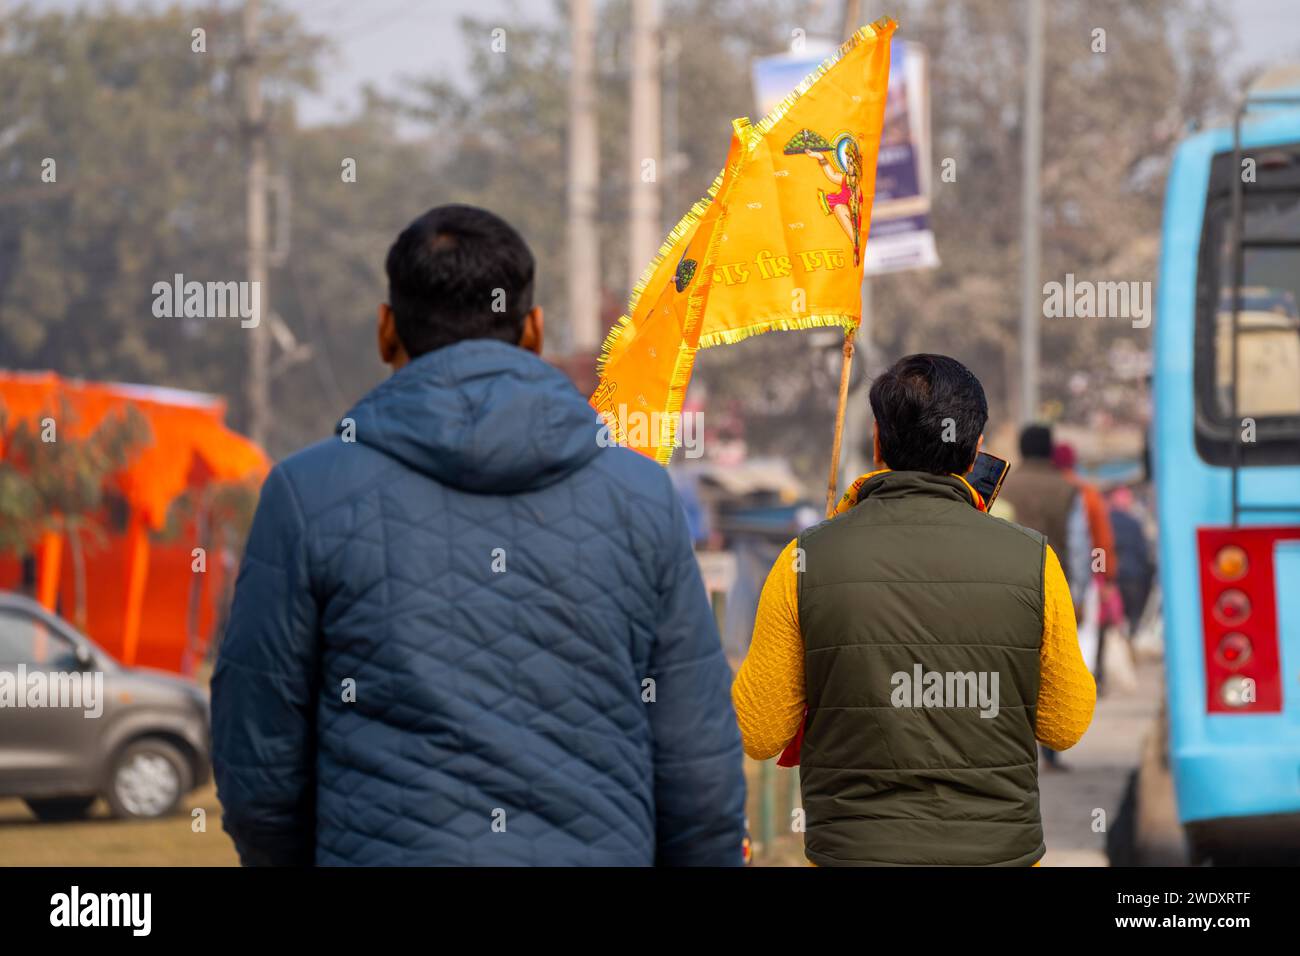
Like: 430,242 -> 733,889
0,403 -> 149,627
0,0 -> 1234,484
0,3 -> 322,454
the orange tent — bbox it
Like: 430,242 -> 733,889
0,372 -> 269,673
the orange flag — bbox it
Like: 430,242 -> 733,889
591,17 -> 896,464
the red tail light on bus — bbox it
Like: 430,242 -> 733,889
1197,527 -> 1300,713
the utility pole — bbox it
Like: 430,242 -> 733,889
567,0 -> 601,352
841,0 -> 861,38
1018,0 -> 1044,424
662,34 -> 681,235
0,0 -> 13,54
241,0 -> 271,446
627,0 -> 661,292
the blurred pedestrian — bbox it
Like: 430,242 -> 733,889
732,355 -> 1096,865
1002,426 -> 1081,587
1052,442 -> 1120,693
211,204 -> 746,866
1109,485 -> 1156,638
1000,424 -> 1092,769
1052,442 -> 1117,596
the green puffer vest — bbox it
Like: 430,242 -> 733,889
798,470 -> 1046,866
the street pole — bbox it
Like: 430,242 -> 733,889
662,34 -> 681,236
242,0 -> 271,447
628,0 -> 661,291
841,0 -> 861,37
567,0 -> 601,352
1019,0 -> 1044,424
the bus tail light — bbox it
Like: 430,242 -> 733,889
1197,527 -> 1300,714
1220,675 -> 1256,708
1214,632 -> 1253,669
1212,589 -> 1251,626
1211,545 -> 1248,581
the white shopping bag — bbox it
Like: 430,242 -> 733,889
1102,626 -> 1139,692
1076,580 -> 1100,676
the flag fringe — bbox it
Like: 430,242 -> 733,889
595,174 -> 725,382
652,162 -> 740,464
741,17 -> 896,153
598,13 -> 894,382
596,17 -> 895,381
594,16 -> 897,465
596,200 -> 701,373
697,312 -> 858,349
653,343 -> 698,465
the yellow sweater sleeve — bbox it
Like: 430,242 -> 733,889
732,538 -> 806,760
1035,545 -> 1097,750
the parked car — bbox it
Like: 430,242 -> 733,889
0,592 -> 210,822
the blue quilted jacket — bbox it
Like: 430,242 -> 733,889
211,340 -> 746,866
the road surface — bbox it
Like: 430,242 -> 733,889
1040,659 -> 1163,866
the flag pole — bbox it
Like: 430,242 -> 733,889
825,0 -> 865,518
824,325 -> 857,517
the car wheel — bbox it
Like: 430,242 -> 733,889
24,795 -> 97,822
105,739 -> 191,820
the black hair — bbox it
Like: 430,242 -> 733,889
384,204 -> 535,357
868,353 -> 988,474
1019,423 -> 1054,460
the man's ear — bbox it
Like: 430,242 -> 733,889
872,422 -> 884,468
966,432 -> 985,474
518,306 -> 544,355
377,303 -> 408,370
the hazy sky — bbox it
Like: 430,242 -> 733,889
276,0 -> 524,124
37,0 -> 1300,125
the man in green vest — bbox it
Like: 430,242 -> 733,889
733,354 -> 1096,866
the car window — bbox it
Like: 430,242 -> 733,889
0,608 -> 79,670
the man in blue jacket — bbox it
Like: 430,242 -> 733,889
211,204 -> 746,866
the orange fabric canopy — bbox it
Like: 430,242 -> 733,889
0,371 -> 269,529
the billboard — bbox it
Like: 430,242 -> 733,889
753,36 -> 938,276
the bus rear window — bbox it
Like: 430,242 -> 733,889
1211,258 -> 1300,420
1195,158 -> 1300,466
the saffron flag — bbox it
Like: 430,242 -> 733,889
591,17 -> 896,464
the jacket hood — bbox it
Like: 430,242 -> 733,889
340,340 -> 604,494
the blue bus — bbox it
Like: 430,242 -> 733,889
1141,76 -> 1300,864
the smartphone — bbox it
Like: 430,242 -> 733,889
968,451 -> 1010,509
